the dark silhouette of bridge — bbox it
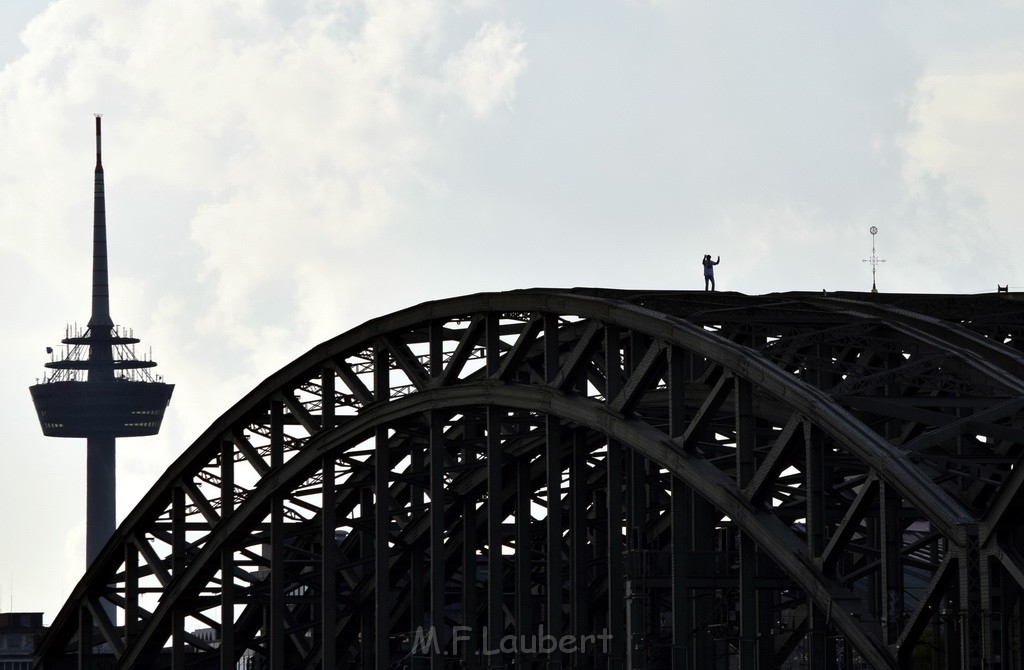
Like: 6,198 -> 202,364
35,288 -> 1024,669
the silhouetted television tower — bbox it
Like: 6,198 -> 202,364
30,116 -> 174,567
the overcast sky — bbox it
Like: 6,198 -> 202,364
2,0 -> 1023,622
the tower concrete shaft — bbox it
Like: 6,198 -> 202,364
87,435 -> 116,565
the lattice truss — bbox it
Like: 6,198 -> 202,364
35,290 -> 1024,670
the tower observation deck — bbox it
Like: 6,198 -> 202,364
29,116 -> 173,566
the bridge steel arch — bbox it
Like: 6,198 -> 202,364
35,289 -> 1024,669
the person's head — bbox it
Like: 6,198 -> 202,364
705,254 -> 711,260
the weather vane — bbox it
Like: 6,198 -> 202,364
863,226 -> 885,293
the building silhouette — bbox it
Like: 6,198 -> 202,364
0,612 -> 43,670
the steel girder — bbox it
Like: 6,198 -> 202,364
34,289 -> 1024,669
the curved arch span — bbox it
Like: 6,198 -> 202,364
37,289 -> 1024,669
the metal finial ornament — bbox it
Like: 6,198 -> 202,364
863,226 -> 885,293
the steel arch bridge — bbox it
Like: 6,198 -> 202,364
35,289 -> 1024,669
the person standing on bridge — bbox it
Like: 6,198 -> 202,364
702,254 -> 720,291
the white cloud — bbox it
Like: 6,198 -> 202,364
443,21 -> 526,117
904,65 -> 1024,214
899,54 -> 1024,288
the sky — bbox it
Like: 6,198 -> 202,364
1,0 -> 1023,623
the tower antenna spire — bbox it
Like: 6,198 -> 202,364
90,113 -> 111,336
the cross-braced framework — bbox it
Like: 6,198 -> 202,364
34,289 -> 1024,669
